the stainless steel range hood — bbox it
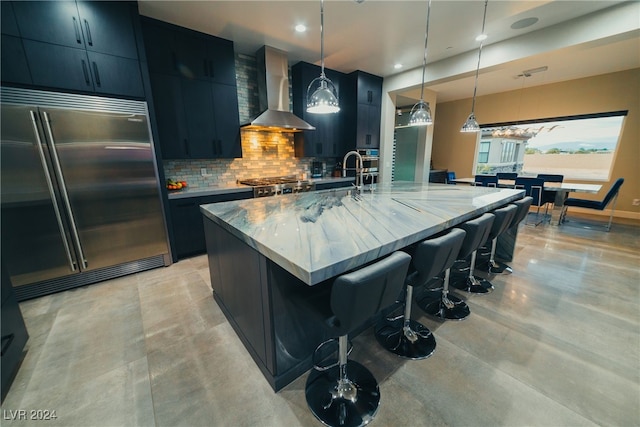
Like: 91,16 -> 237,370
241,46 -> 315,132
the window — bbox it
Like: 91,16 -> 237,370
500,141 -> 516,163
478,141 -> 490,163
474,112 -> 627,180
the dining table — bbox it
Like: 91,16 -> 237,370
452,177 -> 602,225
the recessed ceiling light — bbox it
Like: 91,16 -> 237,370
394,63 -> 403,69
511,17 -> 538,30
475,34 -> 488,42
295,24 -> 306,33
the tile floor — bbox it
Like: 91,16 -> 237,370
2,217 -> 639,427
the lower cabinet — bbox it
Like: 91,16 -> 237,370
1,262 -> 29,402
315,180 -> 354,191
169,191 -> 252,259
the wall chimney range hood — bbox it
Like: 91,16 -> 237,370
241,46 -> 315,132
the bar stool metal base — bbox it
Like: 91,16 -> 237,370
305,360 -> 380,427
482,260 -> 512,275
416,293 -> 470,321
374,318 -> 436,360
450,275 -> 494,294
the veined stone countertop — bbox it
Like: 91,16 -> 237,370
200,182 -> 524,286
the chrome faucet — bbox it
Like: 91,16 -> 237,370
343,150 -> 364,197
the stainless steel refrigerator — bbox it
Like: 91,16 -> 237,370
1,87 -> 170,300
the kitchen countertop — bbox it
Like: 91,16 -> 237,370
200,182 -> 524,285
167,176 -> 355,200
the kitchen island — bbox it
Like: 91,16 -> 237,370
201,182 -> 524,391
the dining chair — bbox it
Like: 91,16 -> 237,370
537,174 -> 564,211
474,174 -> 498,187
496,172 -> 518,180
561,178 -> 624,231
514,177 -> 545,225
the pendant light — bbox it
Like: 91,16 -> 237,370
409,0 -> 433,127
307,0 -> 340,114
461,0 -> 489,133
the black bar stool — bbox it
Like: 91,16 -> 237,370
305,251 -> 411,427
487,196 -> 533,274
450,213 -> 495,294
374,229 -> 466,358
476,204 -> 518,275
414,228 -> 469,321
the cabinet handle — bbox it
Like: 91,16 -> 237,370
184,139 -> 189,156
92,62 -> 101,87
203,59 -> 208,77
84,19 -> 93,46
73,17 -> 82,44
367,90 -> 372,104
366,134 -> 371,145
81,60 -> 91,86
209,61 -> 214,79
1,333 -> 15,356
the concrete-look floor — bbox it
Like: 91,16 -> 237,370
2,216 -> 639,427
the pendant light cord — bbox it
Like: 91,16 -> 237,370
419,0 -> 432,102
470,0 -> 488,113
320,0 -> 326,79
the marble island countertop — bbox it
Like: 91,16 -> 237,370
200,182 -> 524,285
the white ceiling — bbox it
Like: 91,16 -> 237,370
138,0 -> 640,104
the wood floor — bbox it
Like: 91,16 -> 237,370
2,215 -> 639,427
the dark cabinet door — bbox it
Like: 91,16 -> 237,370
149,73 -> 188,159
356,71 -> 382,106
206,37 -> 236,85
211,83 -> 241,158
141,19 -> 177,75
170,200 -> 205,258
1,35 -> 32,85
174,32 -> 209,81
1,2 -> 20,36
87,51 -> 144,97
23,39 -> 95,92
75,1 -> 138,59
356,104 -> 380,148
12,1 -> 85,49
182,79 -> 217,158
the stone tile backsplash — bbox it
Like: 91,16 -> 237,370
163,52 -> 336,188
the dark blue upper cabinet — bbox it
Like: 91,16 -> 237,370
12,1 -> 85,49
1,2 -> 20,36
6,1 -> 144,98
13,1 -> 138,59
75,1 -> 138,59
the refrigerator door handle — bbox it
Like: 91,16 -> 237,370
29,111 -> 78,272
41,111 -> 88,270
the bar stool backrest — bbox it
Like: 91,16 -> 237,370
331,251 -> 411,335
488,204 -> 518,240
413,228 -> 466,284
457,213 -> 495,259
510,196 -> 534,227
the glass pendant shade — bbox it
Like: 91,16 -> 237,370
408,100 -> 432,126
307,0 -> 339,114
307,76 -> 340,114
460,0 -> 488,133
409,0 -> 433,127
460,112 -> 480,132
